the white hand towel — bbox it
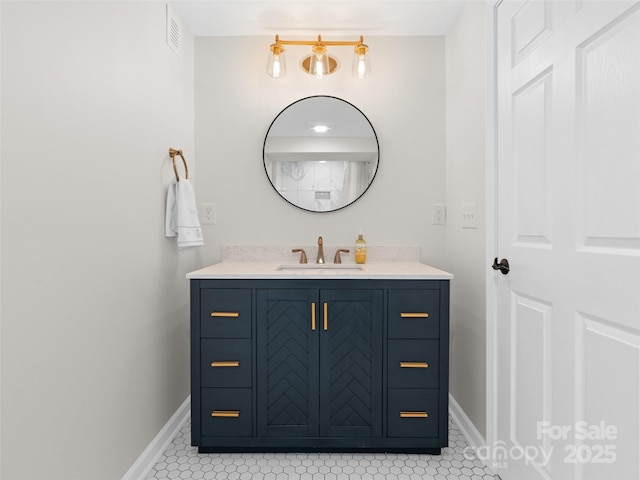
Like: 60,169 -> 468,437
165,178 -> 204,248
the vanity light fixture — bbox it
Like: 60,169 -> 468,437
267,34 -> 370,79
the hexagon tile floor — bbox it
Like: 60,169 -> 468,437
145,416 -> 498,480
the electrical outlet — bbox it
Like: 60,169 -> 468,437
432,204 -> 446,225
202,203 -> 216,225
461,203 -> 477,229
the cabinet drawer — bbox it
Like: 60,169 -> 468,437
388,339 -> 439,389
201,289 -> 251,338
201,388 -> 252,437
201,339 -> 252,388
388,290 -> 439,338
387,389 -> 439,438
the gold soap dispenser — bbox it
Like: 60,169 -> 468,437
355,230 -> 367,264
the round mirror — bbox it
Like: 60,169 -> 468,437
263,96 -> 379,212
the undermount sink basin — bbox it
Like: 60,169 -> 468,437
277,264 -> 364,271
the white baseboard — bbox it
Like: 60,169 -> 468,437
449,393 -> 485,451
123,393 -> 481,480
121,396 -> 191,480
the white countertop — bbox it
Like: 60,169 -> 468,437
186,262 -> 453,280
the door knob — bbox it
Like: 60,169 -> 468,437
491,257 -> 510,275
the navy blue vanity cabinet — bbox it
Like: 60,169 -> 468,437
190,278 -> 449,453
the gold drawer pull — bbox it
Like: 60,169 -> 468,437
211,361 -> 240,368
311,302 -> 316,331
400,411 -> 428,418
211,312 -> 239,318
400,362 -> 429,368
211,410 -> 240,417
400,313 -> 429,318
323,302 -> 328,331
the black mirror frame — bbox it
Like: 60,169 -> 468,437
262,95 -> 379,213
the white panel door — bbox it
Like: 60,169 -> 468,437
495,1 -> 640,479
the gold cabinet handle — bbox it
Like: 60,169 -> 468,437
311,302 -> 316,331
323,302 -> 328,331
211,361 -> 240,368
400,313 -> 429,318
211,410 -> 240,417
400,362 -> 429,368
211,312 -> 239,318
400,411 -> 428,418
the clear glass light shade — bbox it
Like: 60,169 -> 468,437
266,48 -> 286,78
309,45 -> 330,79
352,47 -> 371,79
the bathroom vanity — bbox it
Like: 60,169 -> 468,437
187,256 -> 452,453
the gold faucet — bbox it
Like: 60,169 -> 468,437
333,249 -> 350,264
292,248 -> 307,264
316,236 -> 324,264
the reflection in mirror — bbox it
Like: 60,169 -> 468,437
263,96 -> 379,212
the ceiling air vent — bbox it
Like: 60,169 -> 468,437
166,4 -> 183,58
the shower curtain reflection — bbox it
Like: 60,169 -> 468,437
266,159 -> 375,212
342,160 -> 370,205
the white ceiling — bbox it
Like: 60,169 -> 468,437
170,0 -> 467,37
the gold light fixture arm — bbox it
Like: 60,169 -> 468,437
273,34 -> 367,49
269,35 -> 285,54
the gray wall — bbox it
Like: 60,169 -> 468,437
1,2 -> 198,479
445,1 -> 488,437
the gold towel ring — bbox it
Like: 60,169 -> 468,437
169,148 -> 189,181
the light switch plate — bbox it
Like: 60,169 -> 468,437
432,204 -> 446,225
461,203 -> 477,229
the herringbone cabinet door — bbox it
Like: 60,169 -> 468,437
257,289 -> 320,437
320,289 -> 383,438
